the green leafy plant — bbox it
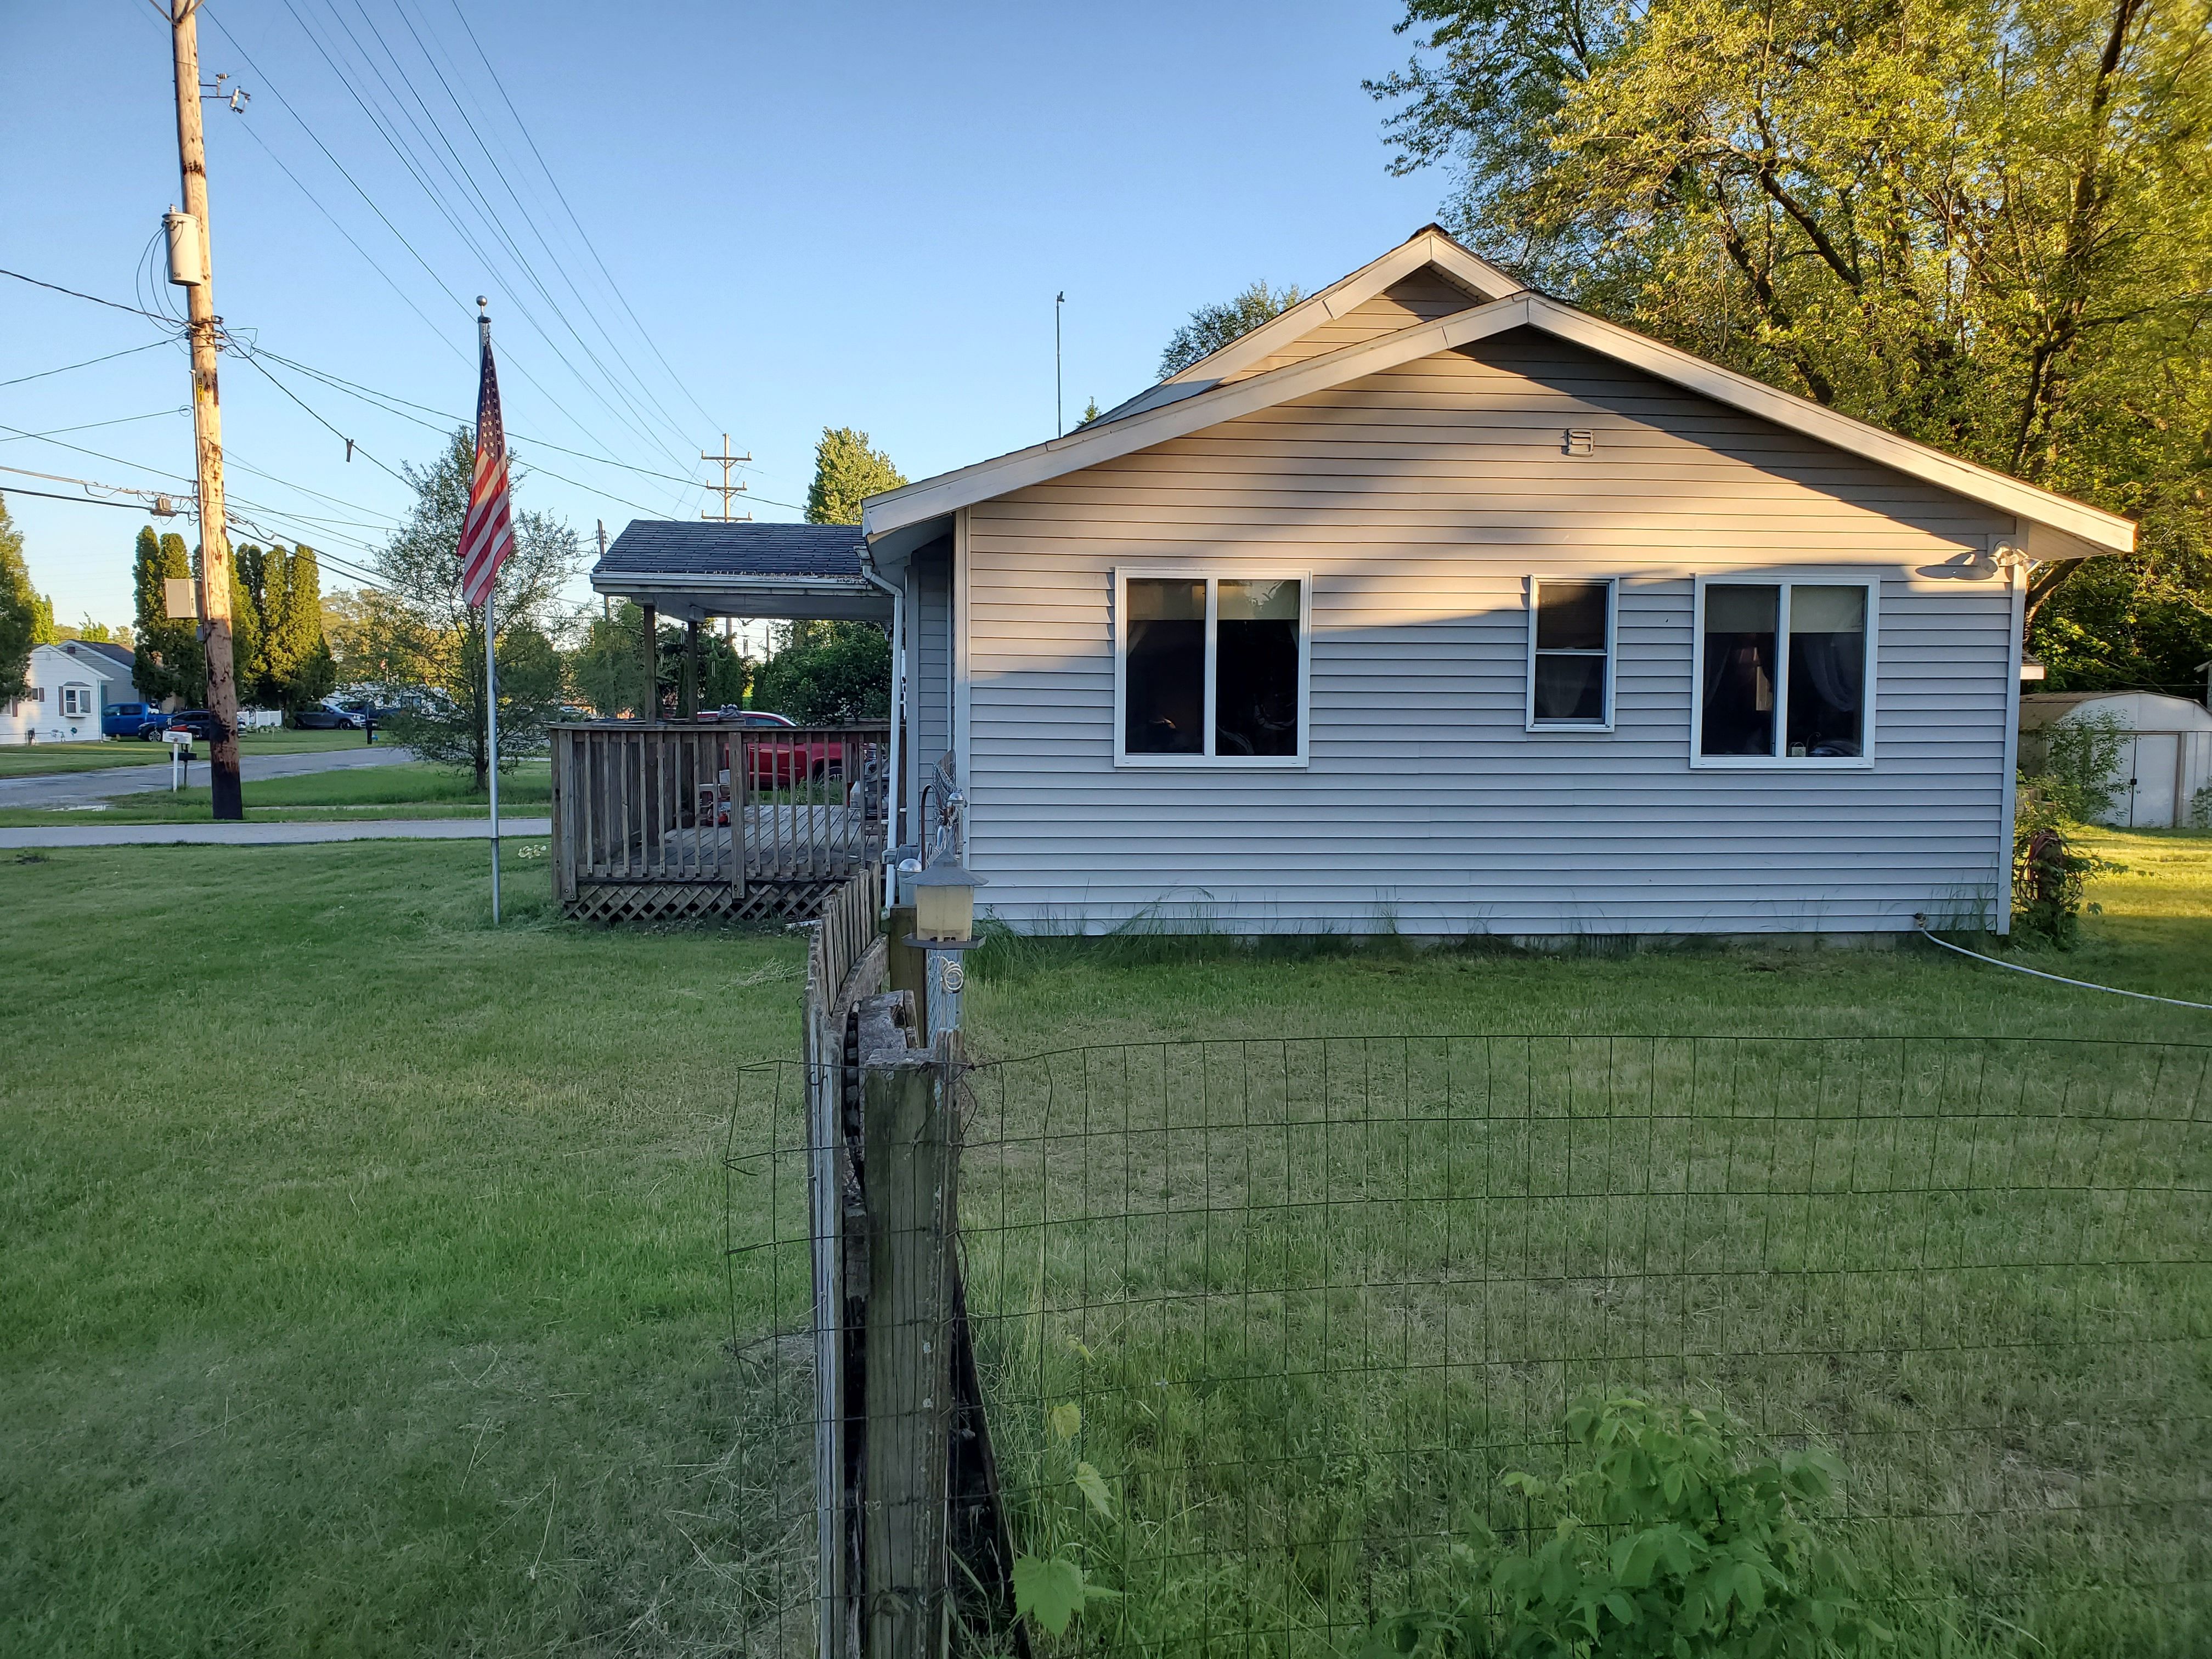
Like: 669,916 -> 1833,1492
2018,711 -> 2131,827
1011,1400 -> 1121,1639
1363,1395 -> 1886,1658
2012,823 -> 2100,947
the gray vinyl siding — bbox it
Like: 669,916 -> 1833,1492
907,542 -> 953,832
960,328 -> 2017,936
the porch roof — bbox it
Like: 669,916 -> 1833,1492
589,520 -> 890,623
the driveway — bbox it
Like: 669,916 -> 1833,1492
0,744 -> 420,810
0,817 -> 552,849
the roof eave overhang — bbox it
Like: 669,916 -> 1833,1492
588,569 -> 890,624
865,291 -> 2135,556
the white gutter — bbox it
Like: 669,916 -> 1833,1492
860,561 -> 904,910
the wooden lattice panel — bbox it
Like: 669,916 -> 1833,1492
565,879 -> 849,926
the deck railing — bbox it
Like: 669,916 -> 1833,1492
550,721 -> 889,919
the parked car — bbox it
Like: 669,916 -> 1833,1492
743,718 -> 854,788
143,708 -> 217,742
102,702 -> 160,738
292,702 -> 363,730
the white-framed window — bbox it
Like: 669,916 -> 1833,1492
59,683 -> 93,718
1114,569 -> 1310,766
1525,577 -> 1616,730
1691,575 -> 1877,768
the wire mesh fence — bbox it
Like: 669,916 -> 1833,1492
727,1034 -> 2211,1658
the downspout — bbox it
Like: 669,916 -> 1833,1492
862,559 -> 904,911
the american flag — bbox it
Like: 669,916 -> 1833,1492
458,320 -> 514,608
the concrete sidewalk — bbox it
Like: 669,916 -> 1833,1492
0,744 -> 420,810
0,816 -> 551,849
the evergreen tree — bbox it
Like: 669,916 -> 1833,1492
0,494 -> 36,703
221,544 -> 265,707
30,591 -> 57,646
804,427 -> 906,525
268,546 -> 336,708
133,527 -> 203,705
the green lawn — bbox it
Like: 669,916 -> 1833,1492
0,760 -> 552,826
0,845 -> 802,1655
2,830 -> 2205,1656
0,727 -> 372,776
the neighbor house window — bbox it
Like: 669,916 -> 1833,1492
60,683 -> 92,718
1117,572 -> 1308,765
1527,578 -> 1614,729
1695,579 -> 1875,764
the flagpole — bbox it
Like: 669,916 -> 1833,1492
487,581 -> 501,924
478,302 -> 501,926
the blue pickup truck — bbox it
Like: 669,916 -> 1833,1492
100,702 -> 161,738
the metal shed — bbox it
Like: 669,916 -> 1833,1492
2019,691 -> 2212,828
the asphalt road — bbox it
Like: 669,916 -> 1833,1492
0,743 -> 420,810
0,816 -> 552,848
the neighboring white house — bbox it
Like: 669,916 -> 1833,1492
2,640 -> 146,745
2019,692 -> 2212,830
591,227 -> 2140,939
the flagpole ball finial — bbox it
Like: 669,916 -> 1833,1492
476,295 -> 488,312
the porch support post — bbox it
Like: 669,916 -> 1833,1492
640,602 -> 658,720
682,618 -> 701,718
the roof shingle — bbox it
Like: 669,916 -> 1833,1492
596,521 -> 866,580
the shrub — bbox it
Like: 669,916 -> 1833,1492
1362,1395 -> 1884,1658
2018,710 -> 2130,826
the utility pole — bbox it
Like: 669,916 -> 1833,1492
165,0 -> 243,820
702,434 -> 752,522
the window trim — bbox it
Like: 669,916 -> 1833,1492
59,682 -> 93,718
1523,575 -> 1618,733
1688,573 -> 1879,770
1113,567 -> 1312,769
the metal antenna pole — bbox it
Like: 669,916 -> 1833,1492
1054,291 -> 1065,436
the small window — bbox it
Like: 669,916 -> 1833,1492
60,683 -> 93,718
1118,572 -> 1308,765
1527,578 -> 1613,728
1696,579 -> 1874,764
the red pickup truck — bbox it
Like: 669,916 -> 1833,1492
730,711 -> 847,789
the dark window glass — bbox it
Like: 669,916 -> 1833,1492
1124,579 -> 1205,754
1700,584 -> 1779,756
1533,580 -> 1609,723
1786,585 -> 1866,757
1536,581 -> 1607,651
1215,579 -> 1301,756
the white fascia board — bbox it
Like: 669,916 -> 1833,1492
866,288 -> 2134,556
1522,298 -> 2136,555
1159,228 -> 1523,389
588,571 -> 872,595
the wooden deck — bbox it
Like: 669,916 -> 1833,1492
550,721 -> 889,922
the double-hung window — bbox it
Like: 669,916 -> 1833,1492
59,683 -> 93,718
1116,572 -> 1308,765
1694,577 -> 1876,765
1526,578 -> 1615,729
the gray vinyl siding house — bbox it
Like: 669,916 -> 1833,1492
865,228 -> 2134,940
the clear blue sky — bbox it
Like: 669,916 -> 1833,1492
2,1 -> 1446,630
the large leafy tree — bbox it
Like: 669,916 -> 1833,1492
749,619 -> 891,724
804,426 -> 907,526
373,430 -> 580,786
132,527 -> 202,706
1158,281 -> 1308,377
1370,0 -> 2212,688
0,495 -> 37,703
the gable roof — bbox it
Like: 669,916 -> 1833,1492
1081,225 -> 1522,430
596,520 -> 866,580
866,263 -> 2134,558
589,520 -> 890,624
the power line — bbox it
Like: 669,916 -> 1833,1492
0,484 -> 168,512
200,5 -> 654,481
0,410 -> 190,443
229,346 -> 411,484
0,267 -> 183,327
0,341 -> 174,389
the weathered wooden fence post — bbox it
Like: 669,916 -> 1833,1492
859,1024 -> 958,1659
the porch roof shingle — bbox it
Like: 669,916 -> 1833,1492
596,520 -> 865,580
